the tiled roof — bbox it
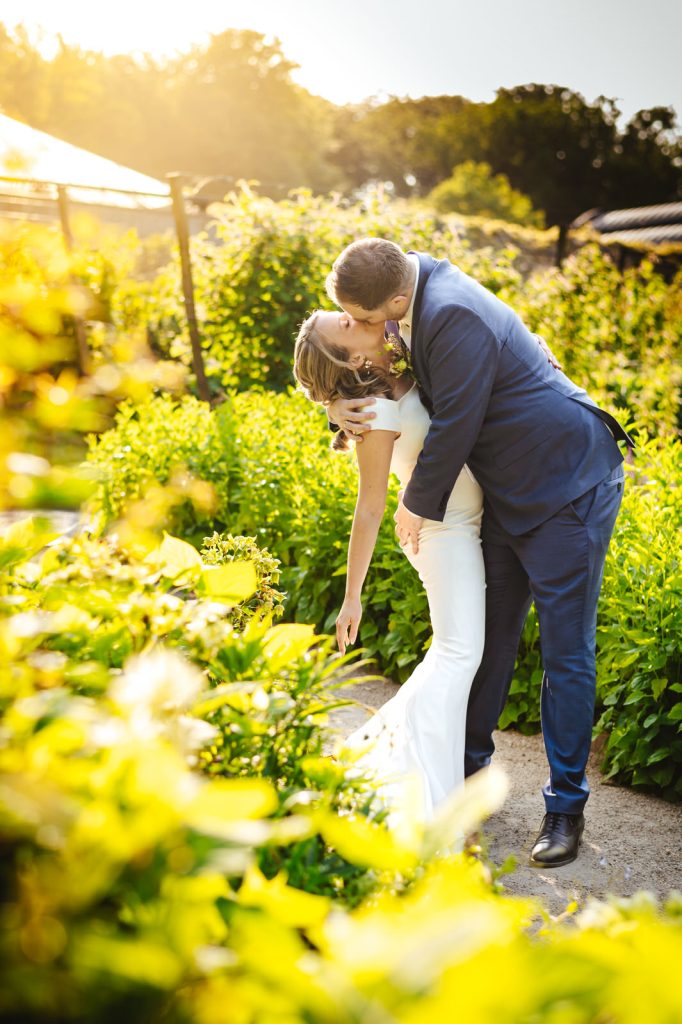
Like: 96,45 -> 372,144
577,202 -> 682,233
599,223 -> 682,246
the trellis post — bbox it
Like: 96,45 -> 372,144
56,184 -> 90,374
167,173 -> 210,403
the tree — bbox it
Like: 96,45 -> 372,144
603,106 -> 682,209
0,24 -> 340,194
429,160 -> 544,226
332,95 -> 472,195
333,84 -> 681,263
480,85 -> 621,261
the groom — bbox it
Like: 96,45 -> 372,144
325,238 -> 632,868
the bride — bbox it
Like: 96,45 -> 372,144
293,310 -> 485,821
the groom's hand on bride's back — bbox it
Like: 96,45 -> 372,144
326,396 -> 377,442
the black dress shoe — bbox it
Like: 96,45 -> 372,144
529,811 -> 585,868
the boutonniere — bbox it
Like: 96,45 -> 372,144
385,330 -> 431,412
384,331 -> 413,378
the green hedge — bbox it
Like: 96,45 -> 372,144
112,189 -> 530,394
87,391 -> 682,799
111,192 -> 681,436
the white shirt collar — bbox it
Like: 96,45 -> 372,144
400,252 -> 420,331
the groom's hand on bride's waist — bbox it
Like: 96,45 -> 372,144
326,396 -> 376,441
395,498 -> 424,555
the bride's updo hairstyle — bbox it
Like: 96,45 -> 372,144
294,311 -> 394,452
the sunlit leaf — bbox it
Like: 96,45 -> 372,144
186,778 -> 278,837
147,532 -> 202,581
314,808 -> 418,873
0,515 -> 57,569
262,623 -> 317,672
238,863 -> 331,927
200,561 -> 257,603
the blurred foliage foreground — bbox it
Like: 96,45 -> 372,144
0,216 -> 681,1022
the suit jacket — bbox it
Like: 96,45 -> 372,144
402,252 -> 632,534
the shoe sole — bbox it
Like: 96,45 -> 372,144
528,825 -> 584,869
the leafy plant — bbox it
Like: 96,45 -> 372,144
200,531 -> 285,630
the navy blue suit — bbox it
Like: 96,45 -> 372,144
404,253 -> 631,813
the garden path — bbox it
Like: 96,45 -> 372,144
328,678 -> 682,915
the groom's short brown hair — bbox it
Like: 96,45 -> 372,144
326,238 -> 411,311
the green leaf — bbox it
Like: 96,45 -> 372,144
200,562 -> 258,603
262,623 -> 317,672
646,748 -> 672,766
148,532 -> 202,581
0,515 -> 57,570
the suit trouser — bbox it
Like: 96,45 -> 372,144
463,463 -> 625,814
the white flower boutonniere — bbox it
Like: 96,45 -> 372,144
384,331 -> 413,378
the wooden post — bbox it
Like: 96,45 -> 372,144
168,173 -> 210,403
56,184 -> 90,374
556,223 -> 568,267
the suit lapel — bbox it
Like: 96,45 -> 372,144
406,251 -> 439,404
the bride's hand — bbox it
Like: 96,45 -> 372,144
327,396 -> 377,442
336,595 -> 362,654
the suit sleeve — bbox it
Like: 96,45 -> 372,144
402,305 -> 499,521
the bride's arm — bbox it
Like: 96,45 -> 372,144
336,428 -> 396,654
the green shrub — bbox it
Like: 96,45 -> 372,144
112,188 -> 526,394
502,245 -> 682,436
594,436 -> 682,798
87,391 -> 682,797
86,393 -> 232,541
109,193 -> 681,440
429,160 -> 545,226
219,389 -> 433,680
200,531 -> 285,630
498,436 -> 682,797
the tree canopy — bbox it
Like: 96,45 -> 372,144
0,24 -> 679,228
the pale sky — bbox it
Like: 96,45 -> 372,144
3,0 -> 681,122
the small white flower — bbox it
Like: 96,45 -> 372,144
170,714 -> 218,756
111,648 -> 205,715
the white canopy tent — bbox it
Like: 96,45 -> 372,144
0,113 -> 169,208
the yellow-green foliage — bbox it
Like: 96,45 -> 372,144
88,388 -> 682,799
0,618 -> 681,1021
504,245 -> 682,437
429,160 -> 545,226
86,393 -> 232,541
0,219 -> 183,512
595,436 -> 682,795
1,217 -> 681,1021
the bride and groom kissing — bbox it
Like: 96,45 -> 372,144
293,238 -> 633,868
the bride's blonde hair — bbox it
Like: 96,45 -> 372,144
293,311 -> 394,451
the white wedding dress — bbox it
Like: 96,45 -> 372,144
343,383 -> 486,823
